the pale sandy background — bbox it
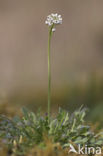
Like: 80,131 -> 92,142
0,1 -> 103,120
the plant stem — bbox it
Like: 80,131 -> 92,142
48,26 -> 53,121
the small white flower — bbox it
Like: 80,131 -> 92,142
45,13 -> 62,32
52,28 -> 56,32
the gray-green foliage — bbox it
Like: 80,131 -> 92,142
0,107 -> 103,155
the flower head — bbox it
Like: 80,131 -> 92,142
45,13 -> 62,32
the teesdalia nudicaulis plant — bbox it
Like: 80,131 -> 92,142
45,13 -> 62,121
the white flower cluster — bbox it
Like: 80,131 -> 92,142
45,13 -> 62,32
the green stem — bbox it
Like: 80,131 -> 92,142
48,26 -> 53,121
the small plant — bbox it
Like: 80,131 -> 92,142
0,106 -> 103,155
45,13 -> 62,120
0,14 -> 103,156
